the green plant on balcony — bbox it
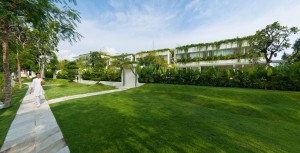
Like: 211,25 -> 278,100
176,53 -> 249,63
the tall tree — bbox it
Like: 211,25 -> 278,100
138,52 -> 168,70
291,38 -> 300,63
65,61 -> 78,82
0,0 -> 81,108
48,52 -> 59,79
89,51 -> 107,70
249,21 -> 298,66
10,24 -> 29,88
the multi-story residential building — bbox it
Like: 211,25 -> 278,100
73,53 -> 91,61
73,51 -> 110,61
73,36 -> 283,70
174,36 -> 266,70
73,51 -> 111,69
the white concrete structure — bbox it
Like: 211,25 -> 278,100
72,36 -> 284,70
122,68 -> 139,88
174,37 -> 267,68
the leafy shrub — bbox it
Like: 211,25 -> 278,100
81,68 -> 121,82
57,71 -> 68,79
138,62 -> 300,91
45,70 -> 54,78
91,78 -> 101,81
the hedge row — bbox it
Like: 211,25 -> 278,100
81,69 -> 121,82
138,62 -> 300,91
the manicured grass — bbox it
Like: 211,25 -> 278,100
21,77 -> 33,83
43,79 -> 115,100
51,84 -> 300,153
0,72 -> 3,100
0,86 -> 28,148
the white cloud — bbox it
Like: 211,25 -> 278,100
58,0 -> 300,60
56,50 -> 77,60
103,47 -> 120,56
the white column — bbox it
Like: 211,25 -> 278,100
167,52 -> 170,65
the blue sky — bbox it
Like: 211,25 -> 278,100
58,0 -> 300,59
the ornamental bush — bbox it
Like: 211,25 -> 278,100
81,68 -> 121,82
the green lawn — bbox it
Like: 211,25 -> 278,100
0,86 -> 28,147
21,77 -> 33,83
43,79 -> 115,100
0,72 -> 3,100
50,84 -> 300,153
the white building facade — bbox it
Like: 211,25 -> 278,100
174,36 -> 266,69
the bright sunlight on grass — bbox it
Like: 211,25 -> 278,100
50,84 -> 300,153
43,79 -> 115,100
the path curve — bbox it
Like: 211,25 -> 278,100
0,84 -> 134,153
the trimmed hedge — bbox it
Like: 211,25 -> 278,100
82,69 -> 121,82
138,62 -> 300,91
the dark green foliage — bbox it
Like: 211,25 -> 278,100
293,38 -> 300,51
81,68 -> 121,82
89,51 -> 107,70
176,54 -> 247,63
249,22 -> 298,66
57,70 -> 68,79
45,70 -> 54,78
65,61 -> 78,82
0,72 -> 3,100
138,62 -> 300,91
289,38 -> 300,63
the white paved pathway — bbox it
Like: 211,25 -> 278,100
0,90 -> 69,153
0,83 -> 136,153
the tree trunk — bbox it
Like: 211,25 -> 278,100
122,68 -> 125,86
16,52 -> 22,88
1,22 -> 12,108
264,52 -> 271,68
25,70 -> 30,79
41,61 -> 45,78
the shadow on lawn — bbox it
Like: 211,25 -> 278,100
51,85 -> 300,153
66,97 -> 269,153
43,84 -> 67,91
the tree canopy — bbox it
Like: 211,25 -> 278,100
249,21 -> 298,66
0,0 -> 81,107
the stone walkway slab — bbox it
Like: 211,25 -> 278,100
0,89 -> 69,153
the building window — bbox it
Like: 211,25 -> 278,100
189,52 -> 199,58
176,54 -> 186,59
222,49 -> 234,56
214,51 -> 222,56
163,55 -> 168,61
